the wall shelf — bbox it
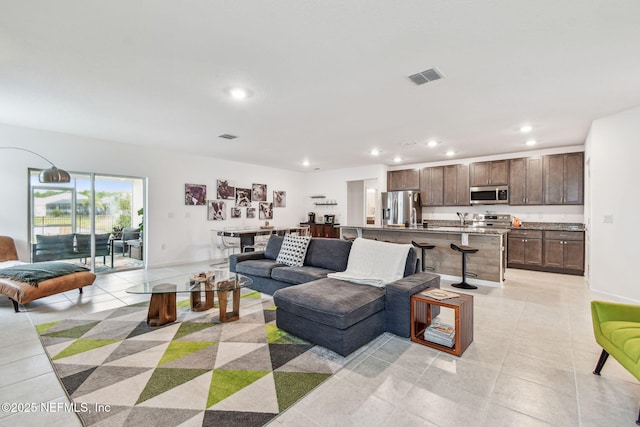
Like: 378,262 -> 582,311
314,202 -> 337,206
310,195 -> 326,199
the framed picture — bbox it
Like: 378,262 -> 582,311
247,207 -> 256,219
252,183 -> 267,202
231,207 -> 241,218
273,190 -> 286,207
324,215 -> 335,224
259,202 -> 273,220
207,200 -> 226,220
185,184 -> 207,205
216,179 -> 235,199
235,188 -> 252,207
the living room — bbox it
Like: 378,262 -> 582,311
1,1 -> 640,426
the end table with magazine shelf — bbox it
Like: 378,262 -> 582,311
410,288 -> 474,357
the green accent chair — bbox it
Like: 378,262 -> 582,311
591,300 -> 640,424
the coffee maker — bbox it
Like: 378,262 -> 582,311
307,212 -> 316,223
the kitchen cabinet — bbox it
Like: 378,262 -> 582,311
507,230 -> 542,267
443,164 -> 469,206
419,166 -> 444,206
543,152 -> 584,205
309,223 -> 340,238
507,229 -> 584,275
543,231 -> 584,273
469,160 -> 509,186
509,157 -> 543,205
387,169 -> 420,191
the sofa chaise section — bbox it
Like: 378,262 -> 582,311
274,271 -> 440,356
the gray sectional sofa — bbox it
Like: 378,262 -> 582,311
229,235 -> 440,356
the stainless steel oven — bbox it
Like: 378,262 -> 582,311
469,185 -> 509,205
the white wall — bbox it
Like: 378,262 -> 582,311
304,165 -> 387,226
585,106 -> 640,302
0,123 -> 305,267
390,145 -> 586,224
346,180 -> 364,225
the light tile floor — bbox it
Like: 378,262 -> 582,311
0,264 -> 638,426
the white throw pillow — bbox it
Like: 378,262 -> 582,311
276,234 -> 311,267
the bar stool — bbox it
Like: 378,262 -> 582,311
450,243 -> 478,290
411,241 -> 435,272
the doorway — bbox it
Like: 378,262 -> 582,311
346,179 -> 379,226
29,170 -> 145,273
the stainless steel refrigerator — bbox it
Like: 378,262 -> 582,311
381,191 -> 422,227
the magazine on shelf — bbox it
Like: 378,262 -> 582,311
422,322 -> 455,347
420,289 -> 460,300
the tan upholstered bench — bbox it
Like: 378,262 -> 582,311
0,236 -> 96,312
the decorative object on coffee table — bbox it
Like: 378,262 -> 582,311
190,272 -> 214,312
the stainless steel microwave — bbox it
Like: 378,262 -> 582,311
469,185 -> 509,205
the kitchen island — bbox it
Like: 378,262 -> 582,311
340,225 -> 510,287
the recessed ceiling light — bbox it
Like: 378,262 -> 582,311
302,160 -> 310,167
427,140 -> 438,148
229,87 -> 249,100
446,150 -> 455,157
393,156 -> 402,162
526,139 -> 537,146
371,149 -> 380,156
520,125 -> 532,133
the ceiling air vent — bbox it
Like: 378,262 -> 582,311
408,68 -> 444,85
218,133 -> 238,140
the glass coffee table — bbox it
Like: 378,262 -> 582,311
126,271 -> 253,326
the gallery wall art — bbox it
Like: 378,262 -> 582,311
274,191 -> 286,207
204,178 -> 287,222
207,200 -> 226,220
216,179 -> 235,199
235,188 -> 252,207
259,202 -> 273,220
185,184 -> 207,205
252,183 -> 267,201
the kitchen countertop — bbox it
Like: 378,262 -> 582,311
341,221 -> 585,234
514,222 -> 584,231
340,224 -> 510,236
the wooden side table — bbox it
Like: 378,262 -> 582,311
410,288 -> 474,357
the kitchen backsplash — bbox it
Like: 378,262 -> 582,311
421,204 -> 584,224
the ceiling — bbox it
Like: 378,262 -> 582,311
1,1 -> 639,172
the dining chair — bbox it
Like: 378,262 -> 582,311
242,229 -> 273,252
211,229 -> 240,260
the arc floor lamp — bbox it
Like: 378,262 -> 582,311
0,146 -> 71,183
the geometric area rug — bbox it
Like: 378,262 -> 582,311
36,290 -> 343,426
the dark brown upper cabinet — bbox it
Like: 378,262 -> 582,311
543,152 -> 584,205
509,157 -> 543,205
443,164 -> 470,206
469,160 -> 509,187
419,166 -> 444,206
387,169 -> 420,191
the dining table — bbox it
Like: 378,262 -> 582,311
216,226 -> 308,252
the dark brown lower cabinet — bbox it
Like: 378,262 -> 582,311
508,229 -> 584,275
542,231 -> 584,274
508,231 -> 542,267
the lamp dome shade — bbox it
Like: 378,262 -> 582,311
39,167 -> 71,183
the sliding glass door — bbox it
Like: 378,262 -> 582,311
29,170 -> 145,273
